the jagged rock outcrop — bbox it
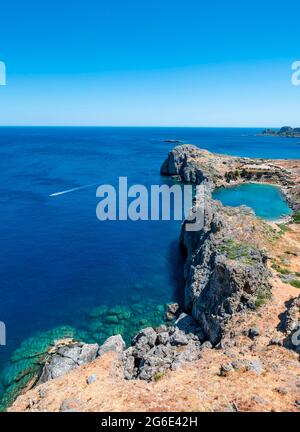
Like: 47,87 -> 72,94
161,145 -> 300,211
30,316 -> 209,386
38,340 -> 99,383
123,314 -> 209,381
98,335 -> 125,358
38,336 -> 127,384
160,144 -> 300,345
160,144 -> 212,186
283,295 -> 300,354
180,197 -> 272,344
261,127 -> 300,138
161,145 -> 295,344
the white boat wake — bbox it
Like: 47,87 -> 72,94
49,183 -> 97,197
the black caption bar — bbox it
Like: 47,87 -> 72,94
0,412 -> 298,429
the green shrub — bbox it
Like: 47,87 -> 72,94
153,372 -> 165,382
293,211 -> 300,224
276,223 -> 290,233
219,240 -> 256,264
290,279 -> 300,289
255,286 -> 272,308
271,263 -> 291,275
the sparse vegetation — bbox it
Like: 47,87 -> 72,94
290,279 -> 300,289
255,286 -> 272,308
292,211 -> 300,224
225,170 -> 240,183
219,240 -> 257,265
277,223 -> 291,234
271,263 -> 291,275
153,371 -> 165,382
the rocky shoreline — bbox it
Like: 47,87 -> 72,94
161,144 -> 300,211
6,145 -> 300,412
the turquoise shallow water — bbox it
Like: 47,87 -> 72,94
212,183 -> 292,220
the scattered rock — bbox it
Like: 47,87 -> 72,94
275,387 -> 288,395
269,336 -> 283,346
231,359 -> 248,372
86,374 -> 97,385
220,363 -> 234,377
133,327 -> 157,348
170,328 -> 189,346
200,341 -> 213,350
252,395 -> 268,405
122,319 -> 203,381
248,327 -> 261,339
166,303 -> 180,321
38,387 -> 47,398
246,359 -> 263,374
60,398 -> 81,412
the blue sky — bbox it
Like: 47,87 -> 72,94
0,0 -> 299,126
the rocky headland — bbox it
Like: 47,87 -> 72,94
7,145 -> 300,412
261,127 -> 300,139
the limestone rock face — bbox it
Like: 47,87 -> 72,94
39,336 -> 126,384
283,295 -> 300,354
160,145 -> 209,184
160,145 -> 295,345
160,144 -> 300,211
180,197 -> 272,345
39,342 -> 99,383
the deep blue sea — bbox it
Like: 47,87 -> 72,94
0,127 -> 299,373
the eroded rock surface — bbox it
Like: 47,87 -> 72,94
181,197 -> 272,344
161,145 -> 300,344
282,295 -> 300,354
161,145 -> 300,210
123,315 -> 207,381
39,341 -> 99,383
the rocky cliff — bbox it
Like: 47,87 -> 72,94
160,144 -> 300,211
180,198 -> 271,344
160,145 -> 300,344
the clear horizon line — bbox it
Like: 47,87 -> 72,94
0,124 -> 286,129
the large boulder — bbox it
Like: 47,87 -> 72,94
39,342 -> 99,383
98,335 -> 125,358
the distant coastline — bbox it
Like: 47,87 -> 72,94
259,126 -> 300,139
